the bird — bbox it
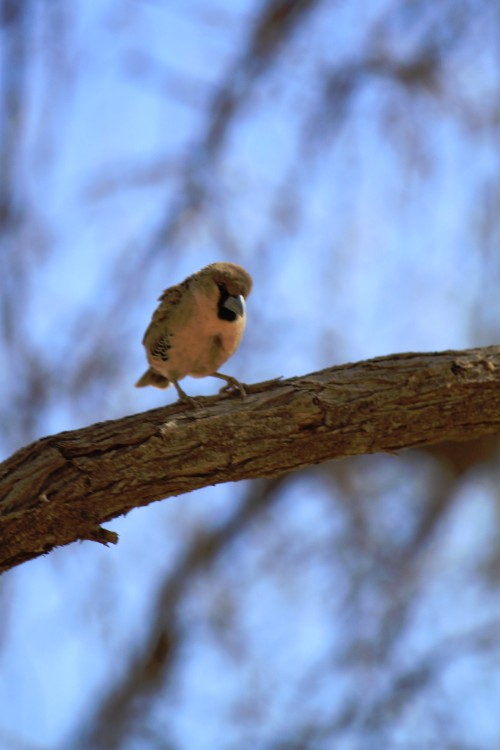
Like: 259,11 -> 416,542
135,262 -> 253,403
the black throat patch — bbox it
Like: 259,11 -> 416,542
217,284 -> 238,322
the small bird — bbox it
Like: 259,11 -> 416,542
135,262 -> 253,403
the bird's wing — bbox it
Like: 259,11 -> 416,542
142,281 -> 192,353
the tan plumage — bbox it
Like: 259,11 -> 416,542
135,262 -> 253,402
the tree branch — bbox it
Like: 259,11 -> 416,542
1,345 -> 500,573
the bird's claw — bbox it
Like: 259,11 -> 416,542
179,394 -> 203,409
218,379 -> 246,399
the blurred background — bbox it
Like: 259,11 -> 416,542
1,0 -> 500,748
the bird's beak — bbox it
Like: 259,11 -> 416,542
223,294 -> 245,317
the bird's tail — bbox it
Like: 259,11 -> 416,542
135,368 -> 171,389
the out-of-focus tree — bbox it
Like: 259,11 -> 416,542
0,0 -> 499,748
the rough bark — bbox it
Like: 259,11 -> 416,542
1,345 -> 500,574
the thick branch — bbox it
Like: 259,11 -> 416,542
1,345 -> 500,573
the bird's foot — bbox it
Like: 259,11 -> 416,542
214,373 -> 247,399
179,394 -> 203,409
173,380 -> 202,408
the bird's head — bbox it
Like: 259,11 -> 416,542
205,262 -> 253,300
198,262 -> 253,322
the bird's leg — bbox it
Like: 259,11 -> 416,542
172,379 -> 201,408
212,372 -> 247,398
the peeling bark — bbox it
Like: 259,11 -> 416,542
1,346 -> 500,573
